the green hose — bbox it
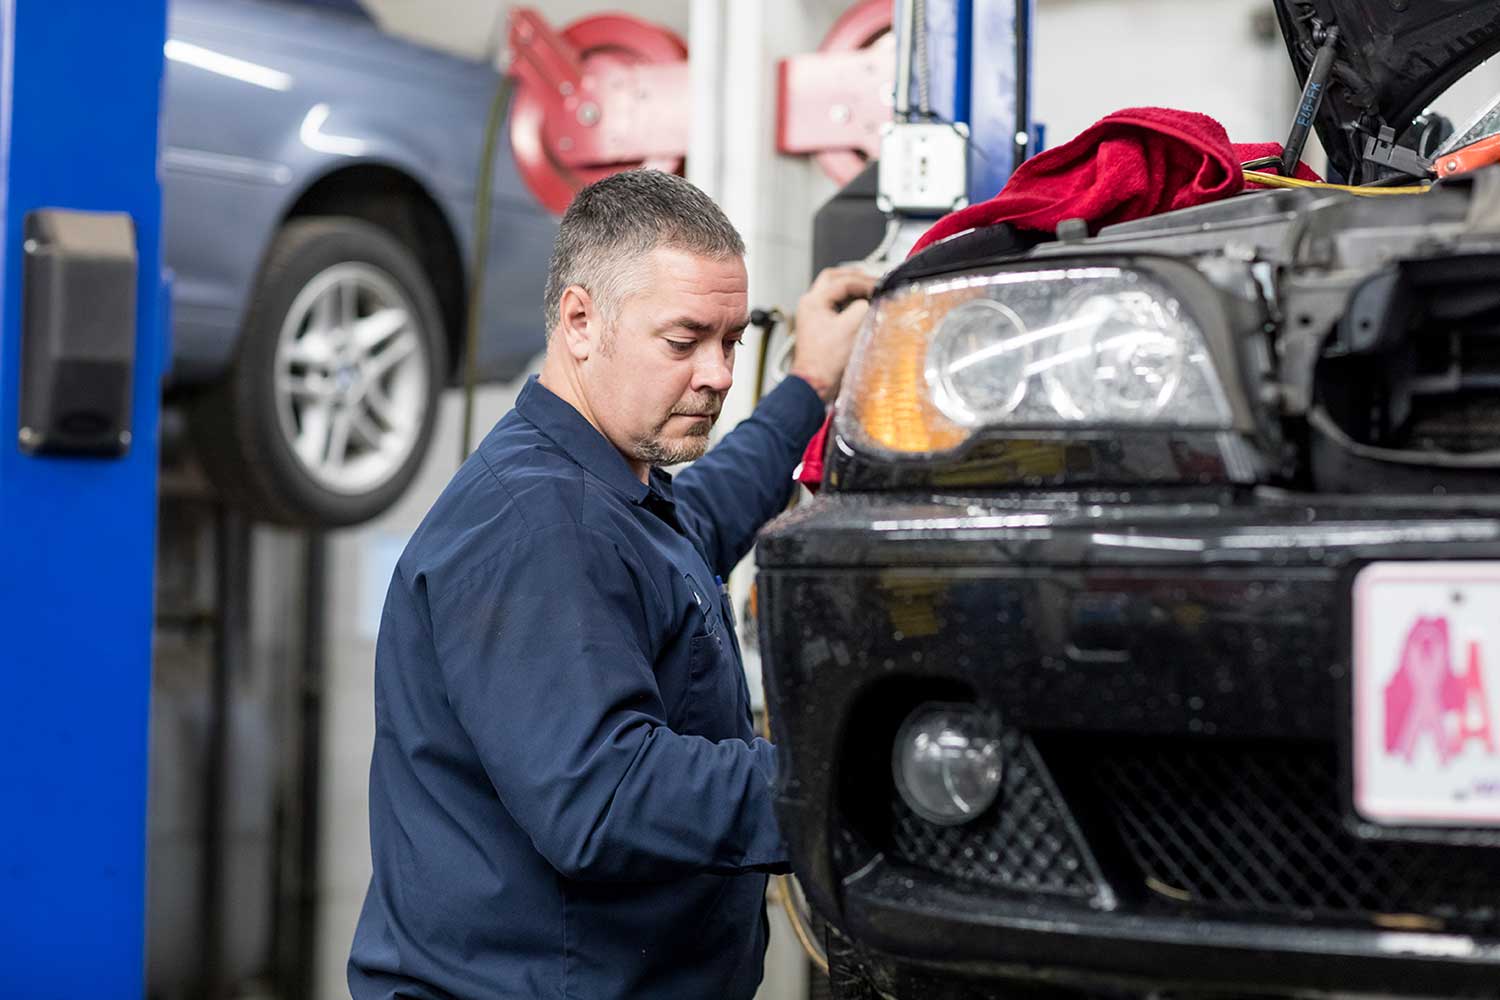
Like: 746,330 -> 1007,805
462,71 -> 517,461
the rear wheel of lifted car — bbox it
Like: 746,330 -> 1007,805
189,217 -> 447,527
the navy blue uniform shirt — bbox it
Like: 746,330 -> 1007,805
349,373 -> 826,1000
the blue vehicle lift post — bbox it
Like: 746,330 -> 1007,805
911,0 -> 1034,203
0,3 -> 169,997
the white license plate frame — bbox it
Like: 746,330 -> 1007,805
1352,561 -> 1500,829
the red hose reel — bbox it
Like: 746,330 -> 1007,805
777,0 -> 894,185
507,8 -> 689,214
506,1 -> 896,214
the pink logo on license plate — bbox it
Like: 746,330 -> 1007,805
1384,615 -> 1495,765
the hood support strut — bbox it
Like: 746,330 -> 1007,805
1280,22 -> 1340,179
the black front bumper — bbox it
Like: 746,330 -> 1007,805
756,490 -> 1500,998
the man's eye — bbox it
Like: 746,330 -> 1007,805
667,340 -> 695,354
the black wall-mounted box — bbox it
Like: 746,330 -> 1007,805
18,208 -> 138,457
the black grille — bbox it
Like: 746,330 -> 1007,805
1092,741 -> 1500,932
887,728 -> 1106,901
1403,391 -> 1500,454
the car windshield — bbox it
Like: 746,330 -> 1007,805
1430,56 -> 1500,155
1442,95 -> 1500,155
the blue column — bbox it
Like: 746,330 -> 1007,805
0,2 -> 167,997
967,0 -> 1032,201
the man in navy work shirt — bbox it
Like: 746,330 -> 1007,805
349,169 -> 875,999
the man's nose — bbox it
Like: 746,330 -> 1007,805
693,351 -> 734,393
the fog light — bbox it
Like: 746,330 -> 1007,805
892,703 -> 1003,826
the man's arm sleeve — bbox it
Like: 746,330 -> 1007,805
672,375 -> 826,578
430,521 -> 789,882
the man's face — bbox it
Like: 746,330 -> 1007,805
583,246 -> 748,468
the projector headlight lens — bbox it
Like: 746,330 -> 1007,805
892,703 -> 1004,826
1041,288 -> 1190,422
926,299 -> 1030,425
838,266 -> 1233,455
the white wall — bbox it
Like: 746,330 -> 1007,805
1032,0 -> 1301,164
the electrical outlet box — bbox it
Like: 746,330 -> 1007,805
876,121 -> 970,215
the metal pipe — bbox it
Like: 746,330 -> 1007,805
202,504 -> 249,999
893,0 -> 917,120
293,531 -> 328,999
1014,0 -> 1032,169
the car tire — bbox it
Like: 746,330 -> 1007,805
189,217 -> 448,527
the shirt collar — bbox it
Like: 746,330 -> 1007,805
514,375 -> 676,508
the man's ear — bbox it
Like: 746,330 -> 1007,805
557,285 -> 599,362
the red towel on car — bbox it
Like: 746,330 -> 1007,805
910,106 -> 1321,255
794,107 -> 1322,491
793,416 -> 831,491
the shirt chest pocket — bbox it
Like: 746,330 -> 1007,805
676,573 -> 747,740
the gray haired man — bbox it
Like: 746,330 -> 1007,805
349,169 -> 874,1000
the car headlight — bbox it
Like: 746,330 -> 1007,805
892,703 -> 1004,826
838,266 -> 1233,456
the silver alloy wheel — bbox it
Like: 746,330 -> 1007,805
273,262 -> 430,495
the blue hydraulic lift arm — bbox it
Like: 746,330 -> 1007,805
0,3 -> 168,997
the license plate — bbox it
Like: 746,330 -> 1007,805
1353,561 -> 1500,827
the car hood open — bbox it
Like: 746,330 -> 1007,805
1273,0 -> 1500,180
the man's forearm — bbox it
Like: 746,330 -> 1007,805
535,726 -> 790,882
672,375 -> 827,577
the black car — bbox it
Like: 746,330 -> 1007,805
757,2 -> 1500,996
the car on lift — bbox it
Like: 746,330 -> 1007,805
163,0 -> 556,526
758,2 -> 1500,997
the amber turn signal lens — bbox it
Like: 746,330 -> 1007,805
842,286 -> 975,455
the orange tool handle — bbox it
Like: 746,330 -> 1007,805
1436,133 -> 1500,179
